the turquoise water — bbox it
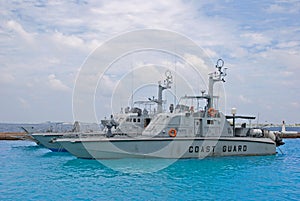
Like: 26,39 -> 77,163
1,139 -> 299,200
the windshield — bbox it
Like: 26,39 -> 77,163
144,114 -> 171,134
176,97 -> 207,113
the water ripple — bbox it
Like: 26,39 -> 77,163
0,139 -> 299,200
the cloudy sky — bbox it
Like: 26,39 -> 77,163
0,0 -> 299,124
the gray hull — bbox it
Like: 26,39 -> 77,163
31,133 -> 67,152
57,137 -> 276,159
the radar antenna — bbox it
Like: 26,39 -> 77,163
214,58 -> 227,82
208,59 -> 227,108
149,70 -> 173,113
164,70 -> 173,88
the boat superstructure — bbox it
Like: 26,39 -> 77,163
31,72 -> 173,152
56,59 -> 284,159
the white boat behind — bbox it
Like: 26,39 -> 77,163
30,122 -> 101,152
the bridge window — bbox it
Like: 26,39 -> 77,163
207,120 -> 214,125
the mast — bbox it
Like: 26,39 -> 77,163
207,59 -> 227,109
147,71 -> 173,113
157,71 -> 172,113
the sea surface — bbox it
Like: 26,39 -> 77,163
0,139 -> 299,200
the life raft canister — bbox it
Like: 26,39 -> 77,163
168,128 -> 177,137
208,107 -> 216,117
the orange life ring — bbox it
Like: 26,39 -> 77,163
168,128 -> 177,137
208,107 -> 216,117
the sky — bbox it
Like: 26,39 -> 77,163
0,0 -> 300,124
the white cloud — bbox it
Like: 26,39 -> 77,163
280,71 -> 293,77
18,97 -> 30,109
6,20 -> 35,42
48,74 -> 70,91
52,31 -> 84,48
240,32 -> 271,46
0,72 -> 15,83
276,41 -> 300,49
183,54 -> 208,70
0,0 -> 299,123
291,102 -> 300,108
266,2 -> 300,14
238,95 -> 252,104
266,4 -> 286,13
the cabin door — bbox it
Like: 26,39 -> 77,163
194,119 -> 202,136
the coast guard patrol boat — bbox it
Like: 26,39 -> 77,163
56,59 -> 284,159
